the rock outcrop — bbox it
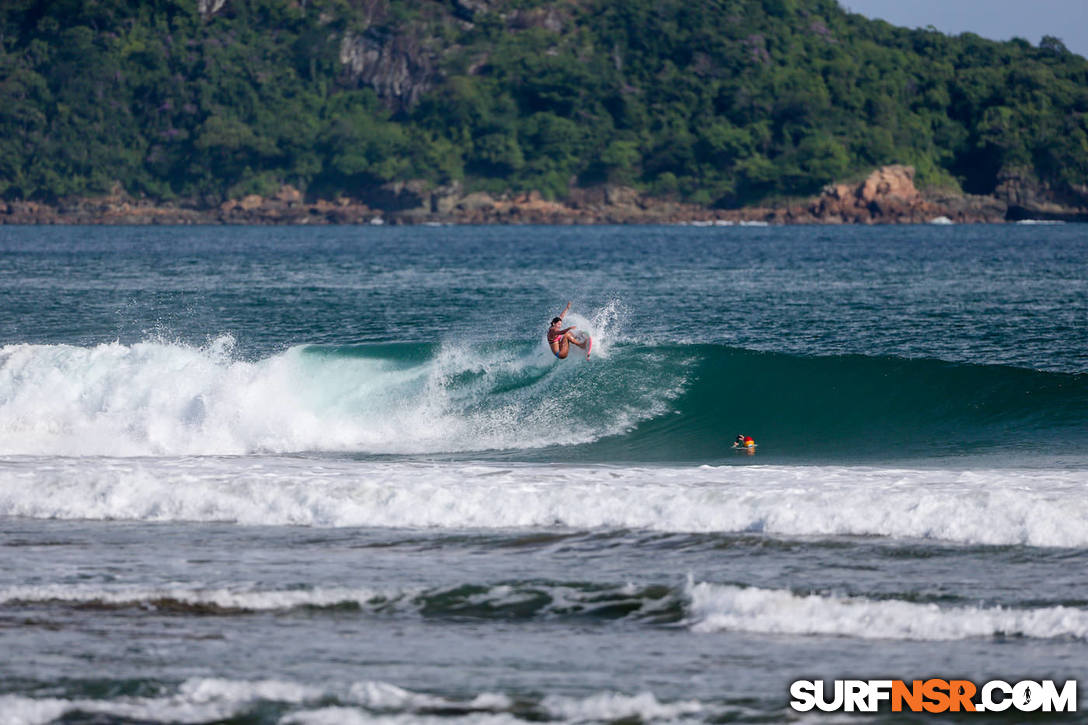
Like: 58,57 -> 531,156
1,185 -> 381,225
339,30 -> 437,108
994,169 -> 1088,221
806,165 -> 1005,224
197,0 -> 227,20
209,185 -> 381,224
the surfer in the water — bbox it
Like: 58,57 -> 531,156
547,301 -> 591,359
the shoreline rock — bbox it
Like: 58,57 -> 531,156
2,167 -> 1084,226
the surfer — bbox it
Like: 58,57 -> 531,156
733,434 -> 756,449
733,434 -> 757,455
547,301 -> 591,360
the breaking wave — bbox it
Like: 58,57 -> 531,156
0,333 -> 1083,460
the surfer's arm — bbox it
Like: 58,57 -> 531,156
558,301 -> 571,319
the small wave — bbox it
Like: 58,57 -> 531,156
1,581 -> 682,622
9,577 -> 1088,643
687,581 -> 1088,640
0,678 -> 710,725
0,584 -> 386,614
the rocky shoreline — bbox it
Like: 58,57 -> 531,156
2,166 -> 1084,226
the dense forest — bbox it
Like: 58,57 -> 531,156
1,0 -> 1087,208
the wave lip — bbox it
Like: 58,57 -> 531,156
688,581 -> 1088,641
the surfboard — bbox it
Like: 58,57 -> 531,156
584,334 -> 592,359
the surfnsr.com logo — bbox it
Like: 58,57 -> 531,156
790,679 -> 1077,713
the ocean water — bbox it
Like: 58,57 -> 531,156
0,223 -> 1085,723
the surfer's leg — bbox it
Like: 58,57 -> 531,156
556,337 -> 570,359
565,331 -> 587,350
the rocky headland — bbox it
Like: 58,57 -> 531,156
1,165 -> 1084,226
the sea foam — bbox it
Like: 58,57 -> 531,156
687,581 -> 1088,640
0,583 -> 388,612
0,331 -> 675,457
0,458 -> 1085,547
0,678 -> 705,725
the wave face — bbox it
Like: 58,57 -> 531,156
611,344 -> 1088,462
0,336 -> 1083,460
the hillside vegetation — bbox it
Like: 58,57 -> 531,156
2,0 -> 1087,209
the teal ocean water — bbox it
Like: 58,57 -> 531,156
0,223 -> 1086,723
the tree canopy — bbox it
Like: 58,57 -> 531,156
1,0 -> 1086,207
